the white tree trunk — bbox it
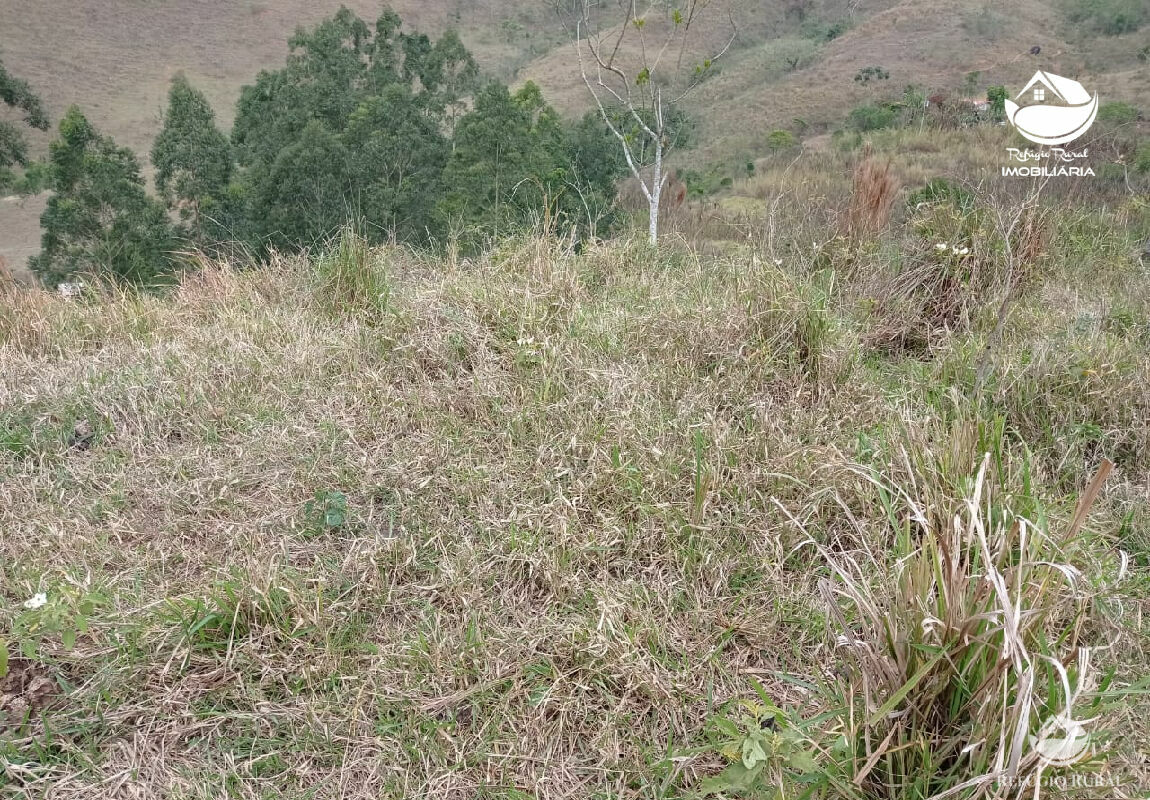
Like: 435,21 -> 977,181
648,140 -> 663,245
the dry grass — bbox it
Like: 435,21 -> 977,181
1,216 -> 1148,798
846,149 -> 900,240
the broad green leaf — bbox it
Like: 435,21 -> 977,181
699,762 -> 768,795
0,639 -> 8,677
788,748 -> 818,773
741,736 -> 768,768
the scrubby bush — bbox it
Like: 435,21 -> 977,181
800,17 -> 850,41
1098,100 -> 1141,126
853,65 -> 890,85
906,177 -> 975,210
1063,0 -> 1148,34
760,37 -> 819,76
1136,139 -> 1150,173
846,102 -> 898,132
766,129 -> 798,150
986,85 -> 1007,120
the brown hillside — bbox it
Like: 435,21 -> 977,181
1,0 -> 1144,276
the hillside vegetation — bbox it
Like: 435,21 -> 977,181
3,2 -> 1150,796
4,0 -> 1150,275
2,121 -> 1149,795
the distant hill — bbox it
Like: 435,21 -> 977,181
2,0 -> 1147,275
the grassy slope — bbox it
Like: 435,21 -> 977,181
1,126 -> 1149,796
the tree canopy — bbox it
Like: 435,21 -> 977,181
31,108 -> 180,287
152,74 -> 232,238
30,5 -> 633,286
0,56 -> 50,192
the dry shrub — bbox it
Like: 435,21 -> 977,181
1014,204 -> 1050,286
846,147 -> 900,240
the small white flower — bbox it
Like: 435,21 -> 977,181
959,247 -> 970,255
773,258 -> 783,266
951,246 -> 961,255
23,592 -> 48,610
935,242 -> 948,251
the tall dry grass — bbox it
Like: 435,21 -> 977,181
847,149 -> 901,241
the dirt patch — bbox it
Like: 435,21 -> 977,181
0,658 -> 62,730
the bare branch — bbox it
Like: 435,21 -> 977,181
571,0 -> 737,243
670,8 -> 737,105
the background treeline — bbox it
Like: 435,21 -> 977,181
20,7 -> 649,287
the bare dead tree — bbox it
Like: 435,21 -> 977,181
571,0 -> 736,244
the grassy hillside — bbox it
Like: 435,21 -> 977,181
5,0 -> 1147,277
2,122 -> 1149,795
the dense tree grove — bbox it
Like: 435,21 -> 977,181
28,5 -> 630,287
0,55 -> 50,193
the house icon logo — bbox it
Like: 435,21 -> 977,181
1004,71 -> 1099,146
1029,712 -> 1092,767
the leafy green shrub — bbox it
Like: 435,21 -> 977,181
760,37 -> 819,76
853,65 -> 890,85
1097,100 -> 1140,126
846,102 -> 898,132
906,177 -> 975,210
800,17 -> 850,41
0,159 -> 50,195
987,85 -> 1008,120
1136,139 -> 1150,174
1063,0 -> 1148,34
680,164 -> 732,196
766,129 -> 797,150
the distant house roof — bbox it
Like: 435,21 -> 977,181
1016,71 -> 1092,104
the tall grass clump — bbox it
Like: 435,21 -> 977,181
847,150 -> 900,241
312,225 -> 392,323
817,455 -> 1132,800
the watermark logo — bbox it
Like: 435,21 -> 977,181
1030,712 -> 1092,767
1004,70 -> 1099,146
